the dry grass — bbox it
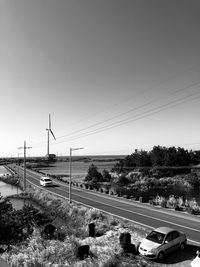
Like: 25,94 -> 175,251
0,186 -> 197,267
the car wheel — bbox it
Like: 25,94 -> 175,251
180,242 -> 186,251
157,251 -> 165,261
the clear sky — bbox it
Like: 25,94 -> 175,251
1,0 -> 200,157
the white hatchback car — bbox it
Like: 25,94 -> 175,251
138,226 -> 187,261
40,176 -> 52,187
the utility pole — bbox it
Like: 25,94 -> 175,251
17,152 -> 23,178
46,114 -> 56,158
18,141 -> 32,194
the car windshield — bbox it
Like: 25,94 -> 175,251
146,231 -> 165,244
44,178 -> 51,182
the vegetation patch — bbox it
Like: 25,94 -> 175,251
82,146 -> 200,206
0,186 -> 150,266
0,180 -> 197,266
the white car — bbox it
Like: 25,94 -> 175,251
40,176 -> 52,187
191,251 -> 200,267
138,226 -> 187,261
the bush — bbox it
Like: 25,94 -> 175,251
186,207 -> 195,214
55,228 -> 67,241
85,164 -> 103,184
85,208 -> 105,222
174,205 -> 183,211
139,196 -> 149,203
187,199 -> 200,214
167,195 -> 178,208
160,198 -> 167,208
0,198 -> 13,214
0,203 -> 51,246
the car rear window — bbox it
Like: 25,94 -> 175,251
44,178 -> 51,181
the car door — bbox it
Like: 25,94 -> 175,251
171,231 -> 181,251
163,232 -> 174,254
165,231 -> 180,254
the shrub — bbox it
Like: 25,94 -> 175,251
55,228 -> 67,241
174,205 -> 183,211
100,254 -> 120,267
85,164 -> 103,184
188,198 -> 200,214
0,198 -> 13,214
177,196 -> 185,207
167,195 -> 178,208
109,217 -> 119,227
85,208 -> 105,222
149,199 -> 154,205
160,198 -> 167,208
139,196 -> 148,203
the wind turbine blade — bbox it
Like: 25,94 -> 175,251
50,129 -> 56,140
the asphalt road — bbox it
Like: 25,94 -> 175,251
10,164 -> 200,246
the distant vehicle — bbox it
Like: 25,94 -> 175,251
138,226 -> 187,261
191,250 -> 200,267
40,176 -> 52,187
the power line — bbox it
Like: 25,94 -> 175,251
32,91 -> 200,149
54,61 -> 200,130
54,80 -> 200,139
47,91 -> 200,146
32,80 -> 200,149
29,63 -> 200,147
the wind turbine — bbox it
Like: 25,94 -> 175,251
46,114 -> 56,159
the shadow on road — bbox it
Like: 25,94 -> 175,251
42,184 -> 60,188
50,184 -> 60,188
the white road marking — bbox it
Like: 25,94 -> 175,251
27,179 -> 200,245
23,168 -> 200,245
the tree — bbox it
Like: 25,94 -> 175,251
0,198 -> 13,215
85,164 -> 102,184
150,146 -> 167,166
102,169 -> 111,182
112,146 -> 199,176
117,174 -> 129,184
0,202 -> 52,247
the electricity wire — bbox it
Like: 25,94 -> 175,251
33,90 -> 200,149
51,91 -> 200,144
29,62 -> 200,146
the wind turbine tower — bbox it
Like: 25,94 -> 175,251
46,114 -> 56,160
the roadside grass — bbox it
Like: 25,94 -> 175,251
1,186 -> 196,267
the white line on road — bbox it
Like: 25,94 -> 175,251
26,178 -> 200,246
25,169 -> 200,234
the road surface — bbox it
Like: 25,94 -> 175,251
9,164 -> 200,246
